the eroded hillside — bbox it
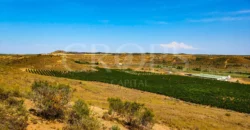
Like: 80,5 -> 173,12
0,54 -> 250,130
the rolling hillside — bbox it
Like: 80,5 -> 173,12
0,53 -> 250,130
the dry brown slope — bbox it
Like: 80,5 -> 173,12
0,66 -> 250,130
3,54 -> 250,73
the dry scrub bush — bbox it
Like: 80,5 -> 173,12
0,87 -> 28,130
64,117 -> 100,130
0,87 -> 22,100
31,81 -> 71,119
110,125 -> 121,130
30,81 -> 100,129
107,98 -> 154,130
108,98 -> 124,115
64,99 -> 100,130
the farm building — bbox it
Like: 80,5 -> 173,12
192,74 -> 231,81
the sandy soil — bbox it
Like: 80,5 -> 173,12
1,66 -> 250,130
24,99 -> 169,130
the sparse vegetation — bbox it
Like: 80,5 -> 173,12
74,60 -> 90,64
75,60 -> 99,65
30,81 -> 71,119
192,67 -> 201,71
0,87 -> 22,100
108,98 -> 154,129
225,113 -> 231,117
1,54 -> 250,130
108,98 -> 124,115
177,66 -> 183,70
244,57 -> 250,61
64,99 -> 100,130
28,68 -> 250,113
29,81 -> 100,129
110,125 -> 121,130
72,99 -> 90,118
0,87 -> 28,130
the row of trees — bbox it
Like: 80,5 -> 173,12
27,68 -> 250,113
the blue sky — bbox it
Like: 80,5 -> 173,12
0,0 -> 250,54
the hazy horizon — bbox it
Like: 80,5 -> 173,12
1,50 -> 250,56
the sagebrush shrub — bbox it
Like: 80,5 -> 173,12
73,100 -> 90,117
111,125 -> 121,130
139,108 -> 154,128
123,101 -> 144,122
64,116 -> 100,130
31,81 -> 71,119
0,87 -> 10,100
67,99 -> 90,124
64,99 -> 100,130
107,98 -> 154,129
0,87 -> 28,130
108,98 -> 124,115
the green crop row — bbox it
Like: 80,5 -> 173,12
26,68 -> 250,113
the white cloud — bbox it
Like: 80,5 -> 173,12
146,21 -> 168,25
160,42 -> 197,50
188,16 -> 250,23
153,21 -> 168,25
206,9 -> 250,15
232,10 -> 250,14
192,9 -> 250,23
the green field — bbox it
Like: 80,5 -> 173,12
27,68 -> 250,113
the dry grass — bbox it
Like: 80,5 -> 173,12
1,54 -> 250,129
0,65 -> 250,130
2,54 -> 250,74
